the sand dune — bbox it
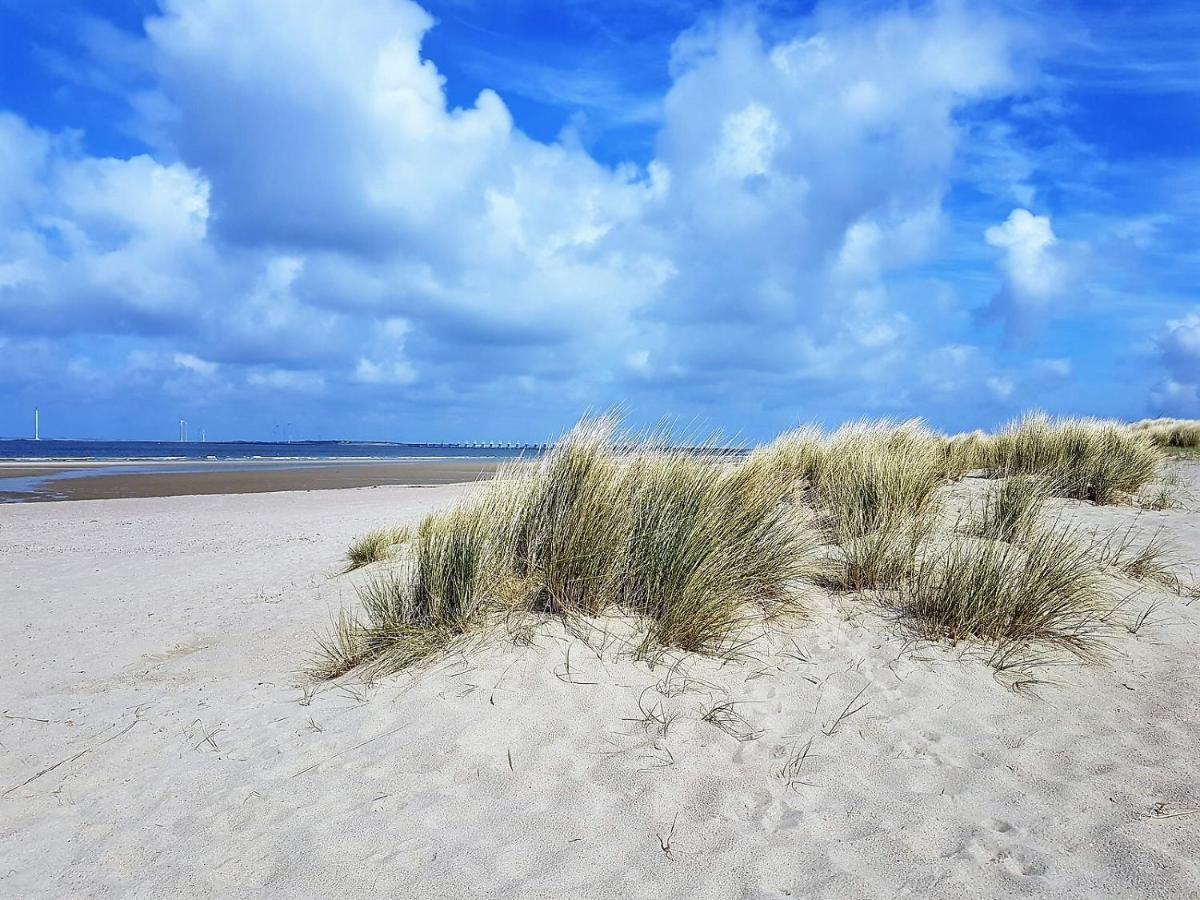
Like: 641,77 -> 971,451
2,475 -> 1198,898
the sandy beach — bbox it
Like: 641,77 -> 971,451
2,466 -> 1198,898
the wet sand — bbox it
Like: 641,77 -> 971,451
0,460 -> 505,502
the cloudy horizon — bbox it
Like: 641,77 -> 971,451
1,0 -> 1198,442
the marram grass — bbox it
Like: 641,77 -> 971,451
343,525 -> 410,572
1132,417 -> 1200,449
317,412 -> 1175,679
987,413 -> 1162,504
895,525 -> 1112,660
318,419 -> 818,677
964,475 -> 1057,545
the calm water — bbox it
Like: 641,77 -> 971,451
0,439 -> 537,462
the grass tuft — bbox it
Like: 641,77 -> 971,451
1132,417 -> 1200,449
811,420 -> 945,538
317,418 -> 817,677
1091,522 -> 1182,592
318,411 -> 1176,681
344,526 -> 409,572
964,475 -> 1056,545
987,413 -> 1162,504
896,524 -> 1111,659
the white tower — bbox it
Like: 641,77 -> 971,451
34,407 -> 40,441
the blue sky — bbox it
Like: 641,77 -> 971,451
0,0 -> 1198,442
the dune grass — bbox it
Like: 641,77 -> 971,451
940,430 -> 992,481
1133,417 -> 1200,449
318,412 -> 1177,680
497,419 -> 628,616
810,420 -> 945,537
343,526 -> 409,572
1091,522 -> 1182,592
317,506 -> 496,678
743,425 -> 826,490
816,521 -> 931,592
965,475 -> 1057,545
987,413 -> 1162,504
317,420 -> 816,677
800,421 -> 946,591
895,525 -> 1111,659
616,451 -> 817,656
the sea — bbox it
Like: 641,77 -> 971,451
0,439 -> 538,462
0,439 -> 544,501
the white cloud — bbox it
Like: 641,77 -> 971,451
1150,311 -> 1200,415
173,353 -> 217,376
246,369 -> 326,392
986,208 -> 1064,300
354,358 -> 417,386
714,102 -> 781,179
982,208 -> 1077,338
0,0 -> 1068,433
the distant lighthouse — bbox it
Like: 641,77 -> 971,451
34,407 -> 40,441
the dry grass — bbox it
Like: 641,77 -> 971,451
811,420 -> 945,538
964,475 -> 1056,545
895,525 -> 1112,659
816,521 -> 930,592
941,430 -> 992,480
618,453 -> 817,656
319,411 -> 1178,680
317,419 -> 818,677
497,419 -> 628,615
1133,417 -> 1200,449
987,413 -> 1162,504
343,526 -> 409,571
744,426 -> 825,489
1091,522 -> 1182,592
799,420 -> 945,591
315,506 -> 495,678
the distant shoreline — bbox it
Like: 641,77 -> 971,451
0,458 -> 508,503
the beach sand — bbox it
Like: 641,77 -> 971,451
0,460 -> 505,502
1,473 -> 1198,898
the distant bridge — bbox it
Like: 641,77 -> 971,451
406,442 -> 549,450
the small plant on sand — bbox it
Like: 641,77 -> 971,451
1091,522 -> 1181,592
803,421 -> 945,591
316,506 -> 495,678
811,420 -> 946,538
344,526 -> 410,571
497,419 -> 628,615
815,520 -> 931,592
317,418 -> 818,677
987,413 -> 1162,504
617,452 -> 817,656
895,523 -> 1111,659
744,426 -> 826,490
964,475 -> 1056,545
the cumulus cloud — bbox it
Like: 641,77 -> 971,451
1,0 -> 1095,438
1150,312 -> 1200,416
982,208 -> 1078,339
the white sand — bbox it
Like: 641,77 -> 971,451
2,477 -> 1199,898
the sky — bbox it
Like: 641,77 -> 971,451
0,0 -> 1198,442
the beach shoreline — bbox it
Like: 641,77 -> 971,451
0,459 -> 506,502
